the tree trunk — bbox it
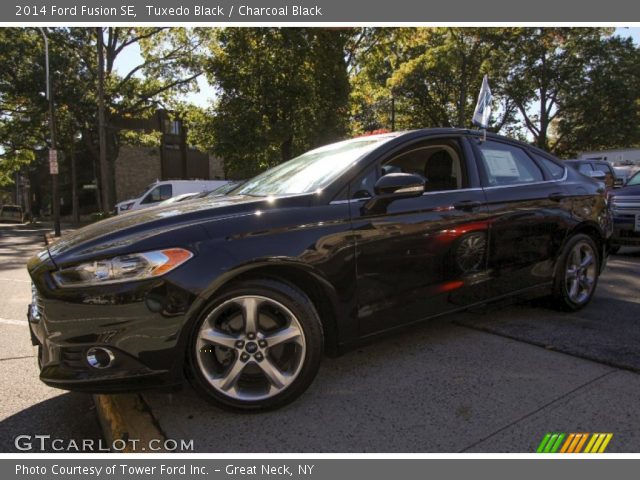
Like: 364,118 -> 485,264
280,134 -> 293,163
538,87 -> 548,149
458,56 -> 468,128
97,28 -> 112,212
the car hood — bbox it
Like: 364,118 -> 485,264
611,184 -> 640,197
41,194 -> 311,267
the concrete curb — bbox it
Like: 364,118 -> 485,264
93,394 -> 167,452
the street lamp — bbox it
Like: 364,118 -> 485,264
38,27 -> 61,237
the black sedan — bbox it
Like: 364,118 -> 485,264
27,129 -> 612,410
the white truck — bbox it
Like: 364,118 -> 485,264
116,180 -> 230,214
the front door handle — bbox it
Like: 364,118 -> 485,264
453,200 -> 482,211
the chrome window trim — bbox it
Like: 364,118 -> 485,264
329,187 -> 484,205
482,167 -> 568,190
329,164 -> 568,205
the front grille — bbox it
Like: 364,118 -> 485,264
60,348 -> 86,370
618,229 -> 640,239
612,195 -> 640,216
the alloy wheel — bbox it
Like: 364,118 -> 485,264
195,295 -> 306,401
564,240 -> 597,304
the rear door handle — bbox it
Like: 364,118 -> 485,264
548,192 -> 567,202
453,200 -> 482,211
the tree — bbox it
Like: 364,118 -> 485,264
349,28 -> 517,134
205,28 -> 351,179
501,28 -> 612,151
554,35 -> 640,156
0,27 -> 205,212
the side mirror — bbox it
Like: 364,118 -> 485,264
364,173 -> 425,213
588,170 -> 606,181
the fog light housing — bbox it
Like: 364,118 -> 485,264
86,347 -> 115,369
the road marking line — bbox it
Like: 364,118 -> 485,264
0,317 -> 28,326
0,277 -> 30,283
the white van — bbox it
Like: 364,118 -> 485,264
116,180 -> 230,214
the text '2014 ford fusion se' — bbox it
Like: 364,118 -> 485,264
27,129 -> 612,410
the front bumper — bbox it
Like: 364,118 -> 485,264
26,279 -> 195,393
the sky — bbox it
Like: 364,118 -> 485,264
113,27 -> 640,109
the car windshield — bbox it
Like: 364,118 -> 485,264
230,136 -> 394,196
136,183 -> 155,198
627,172 -> 640,186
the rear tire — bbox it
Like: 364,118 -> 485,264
186,278 -> 323,411
551,234 -> 600,312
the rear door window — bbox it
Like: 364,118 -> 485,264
532,154 -> 565,179
577,163 -> 593,175
477,141 -> 544,186
593,163 -> 613,175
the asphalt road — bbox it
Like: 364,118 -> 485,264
0,223 -> 101,453
1,222 -> 639,452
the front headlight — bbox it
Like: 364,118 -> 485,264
52,248 -> 193,288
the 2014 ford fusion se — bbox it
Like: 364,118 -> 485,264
27,129 -> 612,410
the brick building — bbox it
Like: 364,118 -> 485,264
114,145 -> 224,203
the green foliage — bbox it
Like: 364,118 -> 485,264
0,27 -> 204,205
204,28 -> 351,179
2,26 -> 640,193
554,35 -> 640,156
349,28 -> 513,132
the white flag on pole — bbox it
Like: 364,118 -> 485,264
472,75 -> 492,129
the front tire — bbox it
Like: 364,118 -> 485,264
187,278 -> 323,411
551,234 -> 600,312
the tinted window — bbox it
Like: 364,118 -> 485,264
382,139 -> 466,192
142,184 -> 172,204
351,168 -> 377,199
577,163 -> 593,175
532,153 -> 565,179
477,141 -> 543,186
593,163 -> 613,175
627,172 -> 640,186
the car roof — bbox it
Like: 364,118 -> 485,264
565,159 -> 609,165
383,128 -> 559,159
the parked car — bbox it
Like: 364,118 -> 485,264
27,129 -> 611,410
608,170 -> 640,253
614,166 -> 634,186
115,180 -> 230,214
158,192 -> 200,206
565,159 -> 620,189
0,204 -> 26,223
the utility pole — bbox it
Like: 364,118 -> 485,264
96,27 -> 111,212
70,136 -> 79,224
38,27 -> 61,237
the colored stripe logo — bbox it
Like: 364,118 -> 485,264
536,433 -> 613,453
